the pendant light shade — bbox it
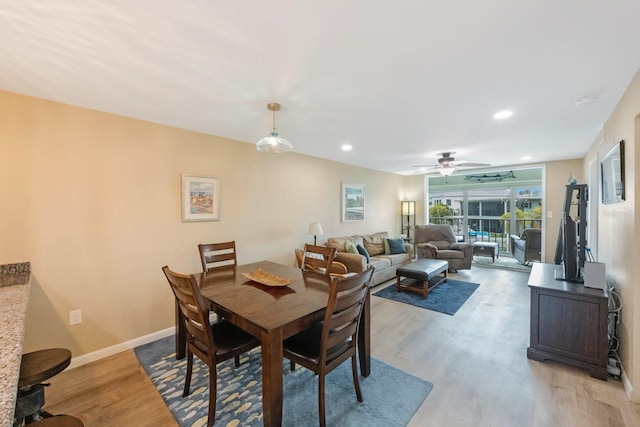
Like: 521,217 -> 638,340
256,103 -> 293,153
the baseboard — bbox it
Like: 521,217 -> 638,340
67,327 -> 175,370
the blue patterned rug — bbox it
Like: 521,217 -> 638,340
134,335 -> 432,427
373,279 -> 480,315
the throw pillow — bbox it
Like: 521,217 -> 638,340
387,238 -> 407,254
356,244 -> 370,263
363,232 -> 388,256
384,239 -> 391,255
345,241 -> 359,254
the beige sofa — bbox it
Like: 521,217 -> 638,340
325,231 -> 414,286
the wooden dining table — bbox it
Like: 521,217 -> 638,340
178,261 -> 371,427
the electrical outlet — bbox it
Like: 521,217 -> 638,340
69,309 -> 82,325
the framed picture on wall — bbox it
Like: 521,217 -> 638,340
601,140 -> 625,204
341,182 -> 365,222
181,174 -> 220,222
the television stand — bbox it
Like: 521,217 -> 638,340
527,263 -> 608,380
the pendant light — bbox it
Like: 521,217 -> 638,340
256,102 -> 293,153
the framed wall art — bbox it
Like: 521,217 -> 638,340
181,174 -> 220,222
341,182 -> 365,222
601,140 -> 625,204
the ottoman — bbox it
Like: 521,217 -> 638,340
473,241 -> 499,262
395,258 -> 448,299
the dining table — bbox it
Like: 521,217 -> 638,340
177,260 -> 371,427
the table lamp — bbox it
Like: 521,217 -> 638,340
308,222 -> 323,245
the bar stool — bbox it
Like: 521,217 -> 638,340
14,348 -> 72,426
27,415 -> 83,427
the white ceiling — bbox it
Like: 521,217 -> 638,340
2,1 -> 640,175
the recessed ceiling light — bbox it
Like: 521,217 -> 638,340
493,110 -> 514,120
341,144 -> 352,151
521,156 -> 532,161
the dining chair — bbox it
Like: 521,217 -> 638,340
198,241 -> 237,272
283,266 -> 375,427
299,244 -> 338,276
162,266 -> 259,427
294,247 -> 349,276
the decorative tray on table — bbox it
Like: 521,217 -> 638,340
241,269 -> 294,287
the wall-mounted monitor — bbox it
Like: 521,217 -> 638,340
601,140 -> 625,204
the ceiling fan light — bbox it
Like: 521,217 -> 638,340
439,165 -> 455,176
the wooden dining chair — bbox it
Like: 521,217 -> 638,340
283,266 -> 375,427
162,266 -> 259,427
198,241 -> 237,272
299,244 -> 338,276
295,247 -> 348,276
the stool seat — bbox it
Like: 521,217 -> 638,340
19,349 -> 71,391
27,415 -> 84,427
15,348 -> 72,426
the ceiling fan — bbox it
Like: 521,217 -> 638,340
414,152 -> 490,176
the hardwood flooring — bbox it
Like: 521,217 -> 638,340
44,265 -> 640,426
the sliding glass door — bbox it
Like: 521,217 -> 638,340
426,168 -> 543,256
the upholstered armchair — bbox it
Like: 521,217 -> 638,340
510,228 -> 542,265
414,224 -> 473,271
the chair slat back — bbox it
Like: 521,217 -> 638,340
198,241 -> 237,272
301,244 -> 336,276
320,267 -> 374,367
162,266 -> 215,359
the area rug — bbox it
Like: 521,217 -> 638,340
373,279 -> 479,315
134,335 -> 433,427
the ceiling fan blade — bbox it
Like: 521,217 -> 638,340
413,164 -> 438,168
451,161 -> 491,167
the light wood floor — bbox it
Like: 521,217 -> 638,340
44,266 -> 640,426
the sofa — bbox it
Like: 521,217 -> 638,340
414,224 -> 473,271
325,231 -> 414,286
510,228 -> 542,265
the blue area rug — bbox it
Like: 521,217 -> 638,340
373,279 -> 480,315
134,335 -> 433,427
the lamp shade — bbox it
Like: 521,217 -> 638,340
401,201 -> 415,216
256,131 -> 293,153
308,222 -> 323,236
256,102 -> 293,153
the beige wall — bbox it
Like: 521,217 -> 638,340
583,68 -> 639,402
0,90 -> 407,356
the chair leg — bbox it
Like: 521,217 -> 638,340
318,374 -> 326,427
290,360 -> 296,371
351,354 -> 363,402
207,366 -> 217,427
234,355 -> 240,367
183,352 -> 194,397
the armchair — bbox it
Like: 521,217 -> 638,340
510,228 -> 541,265
414,224 -> 473,271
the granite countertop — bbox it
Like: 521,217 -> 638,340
0,262 -> 31,426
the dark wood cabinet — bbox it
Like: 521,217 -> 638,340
527,263 -> 608,380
